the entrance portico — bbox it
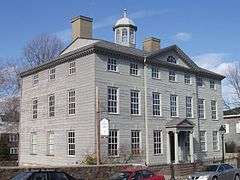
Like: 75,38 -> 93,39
166,118 -> 194,164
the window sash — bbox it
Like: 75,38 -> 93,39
108,87 -> 118,113
210,81 -> 215,89
130,63 -> 138,76
212,131 -> 219,151
68,90 -> 76,115
130,90 -> 140,115
197,77 -> 203,86
153,130 -> 162,155
48,132 -> 54,155
32,99 -> 38,119
49,68 -> 56,80
10,147 -> 18,155
186,97 -> 193,118
152,67 -> 160,79
211,100 -> 217,119
200,131 -> 207,151
131,130 -> 141,155
198,99 -> 205,119
169,70 -> 176,81
33,74 -> 39,85
49,95 -> 55,117
69,61 -> 76,75
152,93 -> 161,116
170,95 -> 178,117
108,130 -> 119,156
31,133 -> 37,154
67,131 -> 75,156
184,74 -> 191,84
107,58 -> 117,72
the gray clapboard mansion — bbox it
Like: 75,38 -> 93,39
19,10 -> 225,166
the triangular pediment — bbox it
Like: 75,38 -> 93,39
166,118 -> 194,128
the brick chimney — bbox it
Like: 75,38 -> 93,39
143,37 -> 161,52
71,15 -> 93,41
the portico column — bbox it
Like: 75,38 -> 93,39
167,132 -> 171,163
174,131 -> 179,164
189,131 -> 194,163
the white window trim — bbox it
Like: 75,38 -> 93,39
32,74 -> 39,86
108,129 -> 119,157
211,100 -> 218,120
9,147 -> 18,155
130,90 -> 141,115
48,94 -> 55,117
153,130 -> 163,155
198,99 -> 205,119
184,74 -> 191,85
169,70 -> 177,82
49,67 -> 56,80
30,132 -> 37,155
69,61 -> 76,75
213,131 -> 220,151
236,122 -> 240,134
130,63 -> 139,76
67,130 -> 76,157
32,98 -> 38,119
152,67 -> 160,79
107,58 -> 118,72
186,96 -> 194,118
47,131 -> 54,156
200,131 -> 207,152
68,90 -> 76,115
107,87 -> 119,114
131,130 -> 141,155
152,92 -> 162,116
170,95 -> 178,117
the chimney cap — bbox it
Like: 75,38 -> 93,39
143,37 -> 160,43
71,15 -> 93,23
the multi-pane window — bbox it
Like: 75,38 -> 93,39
213,131 -> 219,151
184,74 -> 191,84
68,90 -> 75,115
67,131 -> 75,156
152,67 -> 160,79
49,94 -> 55,117
130,90 -> 140,115
108,87 -> 118,113
198,99 -> 205,119
9,147 -> 18,155
186,97 -> 193,118
9,134 -> 18,142
108,130 -> 119,156
49,68 -> 56,80
31,132 -> 37,154
236,122 -> 240,134
122,28 -> 127,43
152,92 -> 161,116
32,98 -> 38,119
33,74 -> 39,85
196,77 -> 203,87
169,70 -> 176,82
200,131 -> 207,151
47,131 -> 54,155
153,130 -> 162,155
130,29 -> 134,44
116,30 -> 120,43
210,80 -> 215,89
131,130 -> 141,155
69,61 -> 76,75
211,100 -> 217,120
167,56 -> 177,64
107,58 -> 117,72
170,95 -> 178,117
130,63 -> 139,76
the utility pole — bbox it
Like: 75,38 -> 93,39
96,87 -> 101,165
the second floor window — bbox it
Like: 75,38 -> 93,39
108,129 -> 119,157
49,68 -> 56,80
152,92 -> 161,116
184,74 -> 191,84
49,94 -> 55,117
130,63 -> 139,76
32,98 -> 38,119
130,90 -> 140,115
152,67 -> 160,79
186,96 -> 193,118
153,130 -> 162,155
107,58 -> 117,72
210,80 -> 215,89
69,61 -> 76,75
108,87 -> 118,113
169,70 -> 176,82
33,74 -> 39,85
68,90 -> 75,115
131,130 -> 141,155
211,100 -> 217,120
196,77 -> 203,87
198,99 -> 205,119
170,95 -> 178,117
67,130 -> 75,156
200,131 -> 207,151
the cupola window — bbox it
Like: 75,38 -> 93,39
130,28 -> 134,44
122,28 -> 128,43
116,29 -> 120,43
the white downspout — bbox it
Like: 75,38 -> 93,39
144,56 -> 149,165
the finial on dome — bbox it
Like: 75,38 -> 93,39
123,9 -> 127,18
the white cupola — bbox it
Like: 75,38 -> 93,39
113,9 -> 137,48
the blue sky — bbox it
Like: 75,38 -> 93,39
0,0 -> 239,100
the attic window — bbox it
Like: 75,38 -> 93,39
167,56 -> 177,64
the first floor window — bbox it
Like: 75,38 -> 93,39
47,131 -> 54,155
170,95 -> 178,117
31,132 -> 37,154
69,61 -> 76,75
212,131 -> 219,151
108,130 -> 119,156
67,131 -> 75,156
186,96 -> 193,118
200,131 -> 207,151
130,90 -> 140,115
153,130 -> 162,155
108,87 -> 118,113
198,99 -> 205,119
68,90 -> 75,115
107,58 -> 117,72
49,94 -> 55,117
152,67 -> 160,79
32,98 -> 38,119
152,92 -> 161,116
130,63 -> 139,76
131,130 -> 141,155
211,100 -> 217,120
169,70 -> 176,82
9,147 -> 18,155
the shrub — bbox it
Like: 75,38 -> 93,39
81,153 -> 97,165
